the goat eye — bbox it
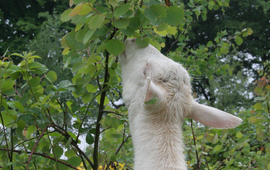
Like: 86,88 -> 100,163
162,79 -> 168,83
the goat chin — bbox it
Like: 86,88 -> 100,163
119,38 -> 242,170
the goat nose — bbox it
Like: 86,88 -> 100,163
131,38 -> 136,42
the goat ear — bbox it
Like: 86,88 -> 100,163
144,77 -> 164,103
188,102 -> 242,129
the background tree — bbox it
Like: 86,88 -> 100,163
0,0 -> 269,170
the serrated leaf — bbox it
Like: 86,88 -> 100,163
236,131 -> 243,138
46,71 -> 57,83
114,18 -> 130,29
88,13 -> 105,30
105,39 -> 125,56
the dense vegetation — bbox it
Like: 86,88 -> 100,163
0,0 -> 269,169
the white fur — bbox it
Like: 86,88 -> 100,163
119,39 -> 242,170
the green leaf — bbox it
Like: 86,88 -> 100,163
83,29 -> 95,44
163,6 -> 184,25
15,102 -> 25,113
65,149 -> 76,158
67,157 -> 81,167
220,46 -> 228,54
65,31 -> 86,51
144,4 -> 167,21
144,97 -> 158,105
253,103 -> 263,110
236,131 -> 243,138
86,131 -> 94,144
105,39 -> 125,56
114,18 -> 130,29
254,86 -> 263,95
29,77 -> 40,87
61,9 -> 73,22
249,116 -> 257,124
235,35 -> 243,45
46,71 -> 57,83
88,13 -> 105,30
26,126 -> 36,138
54,146 -> 63,159
208,1 -> 215,10
136,37 -> 150,47
121,26 -> 135,36
96,95 -> 110,105
0,111 -> 14,126
214,145 -> 222,151
82,93 -> 92,104
86,84 -> 98,93
11,53 -> 25,59
2,79 -> 15,90
114,3 -> 130,17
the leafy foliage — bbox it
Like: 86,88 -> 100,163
0,0 -> 269,170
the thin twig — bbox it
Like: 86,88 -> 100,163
166,20 -> 195,55
0,148 -> 79,170
198,129 -> 208,168
26,126 -> 49,170
0,93 -> 11,160
190,119 -> 199,170
115,133 -> 131,155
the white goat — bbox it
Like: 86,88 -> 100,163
119,38 -> 242,170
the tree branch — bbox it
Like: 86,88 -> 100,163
26,125 -> 49,170
190,119 -> 199,170
0,148 -> 79,170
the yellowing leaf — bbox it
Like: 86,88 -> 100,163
69,4 -> 83,16
78,3 -> 92,15
253,103 -> 263,110
154,27 -> 167,36
236,131 -> 243,138
62,47 -> 70,55
166,26 -> 177,35
249,116 -> 257,124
